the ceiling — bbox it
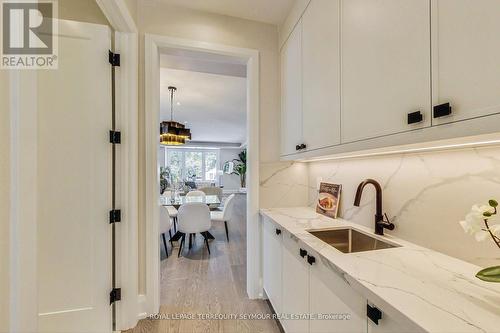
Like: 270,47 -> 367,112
160,50 -> 246,78
160,67 -> 247,145
158,0 -> 296,25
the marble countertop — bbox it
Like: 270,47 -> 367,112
260,207 -> 500,333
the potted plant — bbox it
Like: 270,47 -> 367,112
459,199 -> 500,282
232,149 -> 247,188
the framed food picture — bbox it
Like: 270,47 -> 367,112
316,182 -> 341,219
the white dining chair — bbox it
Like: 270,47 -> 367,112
199,186 -> 223,210
177,202 -> 212,257
186,190 -> 206,199
159,206 -> 174,258
210,194 -> 236,241
162,190 -> 178,231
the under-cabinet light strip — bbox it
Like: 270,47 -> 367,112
299,139 -> 500,163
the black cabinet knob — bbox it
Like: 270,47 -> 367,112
407,111 -> 423,124
295,145 -> 301,151
299,248 -> 307,258
433,103 -> 452,118
367,304 -> 382,325
299,143 -> 306,150
275,228 -> 281,235
307,255 -> 315,265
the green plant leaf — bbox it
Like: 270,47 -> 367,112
476,266 -> 500,283
489,199 -> 498,208
483,211 -> 493,217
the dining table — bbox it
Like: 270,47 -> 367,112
160,194 -> 221,210
161,194 -> 221,241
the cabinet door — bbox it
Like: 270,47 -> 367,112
309,255 -> 367,333
341,0 -> 431,143
432,0 -> 500,125
262,218 -> 283,313
302,0 -> 341,151
281,20 -> 303,156
282,236 -> 309,333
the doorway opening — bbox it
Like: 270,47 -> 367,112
141,35 -> 266,330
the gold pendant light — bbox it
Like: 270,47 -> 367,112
160,86 -> 191,145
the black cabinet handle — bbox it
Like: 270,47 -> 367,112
295,144 -> 301,151
367,304 -> 382,325
275,228 -> 281,235
299,248 -> 307,258
299,143 -> 306,150
433,103 -> 452,118
307,255 -> 315,265
407,111 -> 423,124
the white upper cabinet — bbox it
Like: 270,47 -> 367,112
341,0 -> 431,143
281,20 -> 303,156
431,0 -> 500,125
302,0 -> 341,151
280,0 -> 500,159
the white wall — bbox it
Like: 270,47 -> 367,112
0,70 -> 10,333
307,146 -> 500,267
58,0 -> 110,25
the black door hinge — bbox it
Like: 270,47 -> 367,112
367,304 -> 382,325
109,130 -> 121,144
109,209 -> 121,224
110,288 -> 121,304
109,50 -> 120,66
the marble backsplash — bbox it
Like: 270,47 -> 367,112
306,146 -> 500,267
259,161 -> 309,208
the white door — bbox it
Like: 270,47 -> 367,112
302,0 -> 341,151
281,237 -> 309,333
37,20 -> 112,333
280,20 -> 303,156
262,218 -> 283,313
309,255 -> 367,333
432,0 -> 500,125
341,0 -> 431,143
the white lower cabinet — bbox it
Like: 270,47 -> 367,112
282,235 -> 310,333
262,217 -> 283,313
309,255 -> 366,333
262,219 -> 417,333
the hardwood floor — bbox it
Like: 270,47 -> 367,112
126,196 -> 280,333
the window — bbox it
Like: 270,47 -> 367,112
165,148 -> 220,183
204,152 -> 218,181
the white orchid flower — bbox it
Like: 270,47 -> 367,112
459,203 -> 498,242
460,199 -> 500,283
471,204 -> 495,218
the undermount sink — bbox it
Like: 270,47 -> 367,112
308,228 -> 400,253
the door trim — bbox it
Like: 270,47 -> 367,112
144,34 -> 260,315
